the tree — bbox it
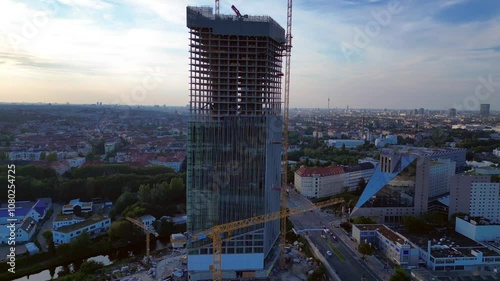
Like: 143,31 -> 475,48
403,216 -> 429,234
114,191 -> 138,215
40,151 -> 46,160
85,151 -> 95,161
157,218 -> 175,238
71,230 -> 91,257
122,202 -> 148,218
42,230 -> 56,255
73,205 -> 82,217
355,178 -> 367,196
358,242 -> 374,260
390,266 -> 410,281
352,216 -> 375,224
108,220 -> 132,241
46,152 -> 58,162
80,260 -> 104,275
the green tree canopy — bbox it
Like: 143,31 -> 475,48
114,191 -> 138,215
403,216 -> 430,234
358,242 -> 374,259
42,230 -> 56,255
390,266 -> 410,281
46,152 -> 58,162
79,260 -> 104,275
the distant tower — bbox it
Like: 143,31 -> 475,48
328,97 -> 330,112
480,104 -> 490,117
449,108 -> 457,118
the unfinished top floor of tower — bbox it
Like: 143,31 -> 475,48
187,6 -> 286,120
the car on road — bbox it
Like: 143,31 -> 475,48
326,251 -> 332,256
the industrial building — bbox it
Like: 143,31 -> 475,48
353,224 -> 500,272
186,6 -> 285,280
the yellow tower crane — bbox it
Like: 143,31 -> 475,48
280,0 -> 294,269
188,197 -> 345,281
126,217 -> 159,261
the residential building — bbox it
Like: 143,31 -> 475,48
138,214 -> 156,230
0,198 -> 51,224
449,175 -> 500,222
8,151 -> 42,161
16,217 -> 37,243
104,142 -> 116,154
52,216 -> 111,244
352,146 -> 465,223
149,152 -> 186,172
294,166 -> 345,198
0,217 -> 37,244
493,148 -> 500,157
186,6 -> 285,280
67,157 -> 86,168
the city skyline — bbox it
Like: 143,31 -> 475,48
1,0 -> 499,109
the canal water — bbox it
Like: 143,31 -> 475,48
13,240 -> 170,281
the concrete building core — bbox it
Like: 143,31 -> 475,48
186,6 -> 285,280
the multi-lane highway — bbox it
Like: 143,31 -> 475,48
288,191 -> 386,281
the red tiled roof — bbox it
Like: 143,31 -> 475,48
295,166 -> 344,177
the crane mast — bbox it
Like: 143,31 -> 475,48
280,0 -> 293,269
125,217 -> 159,261
215,0 -> 219,15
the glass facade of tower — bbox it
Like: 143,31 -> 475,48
186,6 -> 285,274
360,159 -> 417,208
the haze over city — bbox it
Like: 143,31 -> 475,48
1,0 -> 499,109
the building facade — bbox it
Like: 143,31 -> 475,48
428,158 -> 455,198
53,217 -> 111,244
186,6 -> 285,280
455,217 -> 500,242
352,146 -> 465,223
352,224 -> 420,267
480,104 -> 490,117
343,162 -> 375,192
448,175 -> 493,219
294,166 -> 345,198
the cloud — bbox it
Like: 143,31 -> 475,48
0,0 -> 499,109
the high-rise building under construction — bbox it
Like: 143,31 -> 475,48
186,6 -> 285,280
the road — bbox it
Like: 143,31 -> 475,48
288,191 -> 384,281
36,203 -> 61,251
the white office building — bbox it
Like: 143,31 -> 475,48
428,158 -> 456,198
53,216 -> 111,244
294,166 -> 345,198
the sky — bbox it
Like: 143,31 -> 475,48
0,0 -> 499,110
